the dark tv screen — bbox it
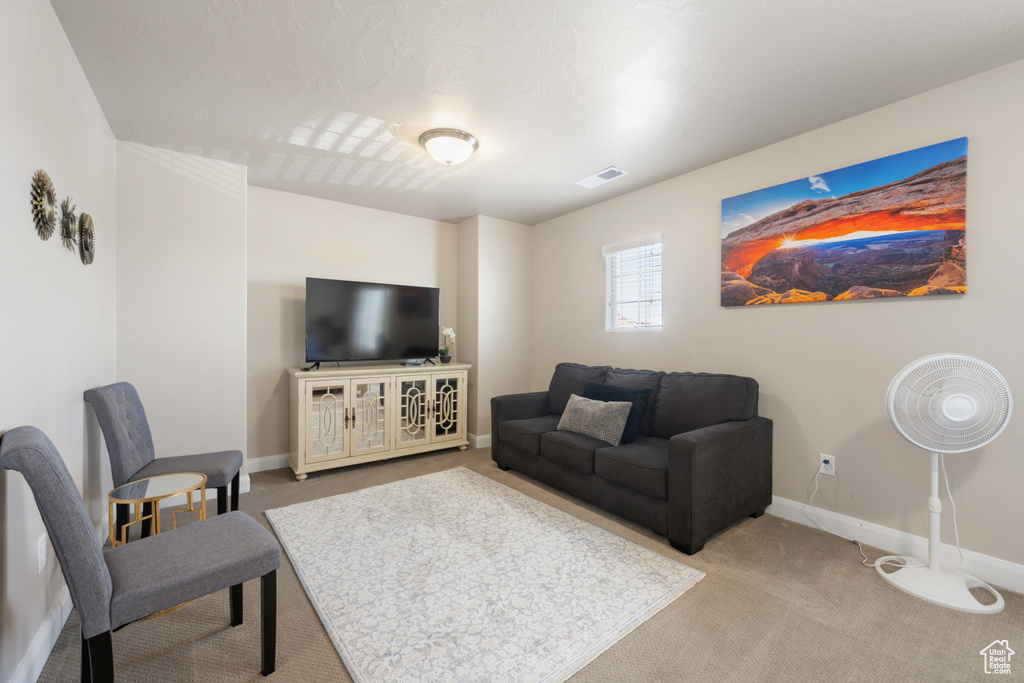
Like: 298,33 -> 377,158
305,278 -> 439,362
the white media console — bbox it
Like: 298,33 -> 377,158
288,363 -> 470,481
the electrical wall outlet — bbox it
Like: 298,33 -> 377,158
819,453 -> 836,477
37,535 -> 47,574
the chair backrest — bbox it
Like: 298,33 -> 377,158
1,426 -> 113,638
83,382 -> 156,487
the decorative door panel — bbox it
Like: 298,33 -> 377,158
308,381 -> 348,462
397,377 -> 430,449
432,374 -> 463,443
352,377 -> 391,456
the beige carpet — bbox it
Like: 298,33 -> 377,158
35,447 -> 1024,682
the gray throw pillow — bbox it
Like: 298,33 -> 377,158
556,394 -> 632,446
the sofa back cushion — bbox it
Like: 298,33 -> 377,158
651,373 -> 759,438
603,368 -> 664,435
548,363 -> 608,414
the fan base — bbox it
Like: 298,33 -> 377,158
876,555 -> 1004,614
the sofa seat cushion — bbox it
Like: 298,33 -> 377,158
594,437 -> 669,499
540,430 -> 606,474
499,415 -> 561,455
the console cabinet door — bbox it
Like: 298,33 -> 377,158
306,379 -> 349,464
395,376 -> 431,450
351,377 -> 391,457
431,373 -> 465,444
395,372 -> 466,450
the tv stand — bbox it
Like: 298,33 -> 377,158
287,363 -> 470,481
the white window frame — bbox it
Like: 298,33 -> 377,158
603,234 -> 663,331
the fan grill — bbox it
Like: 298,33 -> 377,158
887,354 -> 1012,453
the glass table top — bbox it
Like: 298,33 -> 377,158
109,472 -> 206,504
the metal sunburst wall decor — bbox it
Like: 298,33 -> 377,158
60,197 -> 78,251
77,213 -> 95,265
30,169 -> 57,240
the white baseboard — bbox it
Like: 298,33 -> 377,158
8,587 -> 72,683
239,452 -> 290,494
468,433 -> 491,450
9,517 -> 108,683
246,452 -> 290,474
767,495 -> 1024,595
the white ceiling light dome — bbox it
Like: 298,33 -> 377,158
419,128 -> 479,166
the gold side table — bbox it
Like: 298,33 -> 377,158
108,472 -> 207,547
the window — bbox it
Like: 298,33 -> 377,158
603,235 -> 663,330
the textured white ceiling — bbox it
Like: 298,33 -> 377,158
51,0 -> 1024,225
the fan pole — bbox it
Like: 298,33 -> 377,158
928,452 -> 941,572
875,450 -> 1004,613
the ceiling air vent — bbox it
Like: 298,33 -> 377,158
576,166 -> 629,189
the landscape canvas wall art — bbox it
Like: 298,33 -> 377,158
721,137 -> 967,306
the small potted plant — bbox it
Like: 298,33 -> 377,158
438,326 -> 455,363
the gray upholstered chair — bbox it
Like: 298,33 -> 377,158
0,426 -> 280,682
84,382 -> 243,539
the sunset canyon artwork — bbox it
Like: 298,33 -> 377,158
721,138 -> 967,306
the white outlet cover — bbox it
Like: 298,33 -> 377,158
37,535 -> 46,573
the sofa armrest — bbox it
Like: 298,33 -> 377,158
666,416 -> 773,554
490,391 -> 550,461
491,391 -> 550,423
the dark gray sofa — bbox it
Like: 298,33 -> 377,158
491,362 -> 772,554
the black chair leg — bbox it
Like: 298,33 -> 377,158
141,502 -> 153,538
261,570 -> 277,676
81,632 -> 90,683
216,472 -> 241,516
114,504 -> 129,544
82,631 -> 114,683
230,583 -> 243,626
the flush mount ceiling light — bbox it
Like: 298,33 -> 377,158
419,128 -> 479,166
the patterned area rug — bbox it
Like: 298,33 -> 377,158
265,467 -> 704,682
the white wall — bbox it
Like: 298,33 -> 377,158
475,217 -> 533,436
246,186 -> 458,462
530,59 -> 1024,566
0,1 -> 117,680
116,144 -> 248,462
456,217 -> 482,435
456,215 -> 534,440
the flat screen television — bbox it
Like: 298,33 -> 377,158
305,277 -> 440,364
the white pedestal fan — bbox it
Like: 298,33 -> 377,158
880,353 -> 1012,614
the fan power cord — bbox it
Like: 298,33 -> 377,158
806,469 -> 926,570
940,453 -> 965,568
